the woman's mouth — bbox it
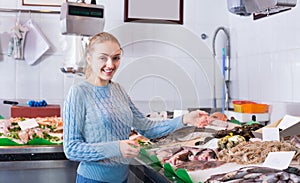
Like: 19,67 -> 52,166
102,68 -> 114,75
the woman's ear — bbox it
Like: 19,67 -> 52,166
86,54 -> 91,65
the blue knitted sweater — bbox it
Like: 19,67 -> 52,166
63,80 -> 184,182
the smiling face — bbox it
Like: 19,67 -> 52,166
85,32 -> 122,86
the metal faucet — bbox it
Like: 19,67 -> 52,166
212,27 -> 231,111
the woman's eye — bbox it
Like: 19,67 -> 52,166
99,57 -> 108,62
112,56 -> 120,61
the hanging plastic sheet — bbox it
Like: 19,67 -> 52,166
61,35 -> 87,69
7,11 -> 28,60
23,19 -> 50,65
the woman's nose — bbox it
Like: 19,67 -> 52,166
105,57 -> 114,67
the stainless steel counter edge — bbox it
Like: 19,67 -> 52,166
131,158 -> 173,183
0,145 -> 63,154
0,160 -> 78,170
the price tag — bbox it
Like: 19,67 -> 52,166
18,119 -> 39,131
263,151 -> 296,170
173,110 -> 188,118
262,127 -> 280,141
277,114 -> 300,130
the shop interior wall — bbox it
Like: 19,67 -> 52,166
2,1 -> 299,122
228,1 -> 300,121
0,0 -> 228,118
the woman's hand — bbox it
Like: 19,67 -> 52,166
119,140 -> 141,158
182,110 -> 210,128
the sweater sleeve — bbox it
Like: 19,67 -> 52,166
63,85 -> 121,162
122,91 -> 185,139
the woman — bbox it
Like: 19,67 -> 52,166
63,32 -> 210,183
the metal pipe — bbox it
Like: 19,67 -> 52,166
212,27 -> 230,65
212,27 -> 231,110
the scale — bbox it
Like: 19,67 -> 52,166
60,2 -> 105,36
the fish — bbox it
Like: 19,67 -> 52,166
204,166 -> 300,183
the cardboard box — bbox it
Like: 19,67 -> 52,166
252,115 -> 300,139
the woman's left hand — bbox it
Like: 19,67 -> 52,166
182,110 -> 210,128
119,140 -> 141,158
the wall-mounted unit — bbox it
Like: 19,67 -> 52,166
60,2 -> 105,36
227,0 -> 297,18
245,0 -> 296,14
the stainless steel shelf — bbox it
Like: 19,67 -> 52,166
0,8 -> 60,14
0,145 -> 63,154
0,160 -> 78,183
0,160 -> 76,170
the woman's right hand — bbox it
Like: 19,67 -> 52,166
119,140 -> 141,158
183,110 -> 210,128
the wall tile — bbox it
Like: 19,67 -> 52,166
38,14 -> 63,55
234,56 -> 249,99
247,56 -> 262,100
0,15 -> 18,55
0,1 -> 17,8
15,61 -> 40,99
153,41 -> 189,58
39,55 -> 64,101
257,54 -> 274,101
270,53 -> 293,101
131,41 -> 155,57
287,49 -> 300,102
2,0 -> 300,119
176,57 -> 212,107
0,56 -> 16,99
105,0 -> 123,21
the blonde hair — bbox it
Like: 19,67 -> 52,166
85,32 -> 121,79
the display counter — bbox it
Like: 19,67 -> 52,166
0,145 -> 78,183
129,157 -> 300,183
0,115 -> 298,183
129,158 -> 173,183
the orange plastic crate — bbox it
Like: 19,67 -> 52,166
233,101 -> 268,113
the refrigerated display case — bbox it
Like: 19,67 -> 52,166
0,145 -> 78,183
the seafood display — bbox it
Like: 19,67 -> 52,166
217,133 -> 246,149
132,111 -> 299,181
285,135 -> 300,164
129,111 -> 300,182
214,123 -> 264,141
129,130 -> 152,148
217,141 -> 300,164
175,160 -> 225,172
284,135 -> 300,149
1,110 -> 299,183
165,147 -> 218,165
149,146 -> 225,171
130,126 -> 218,148
0,117 -> 63,144
205,112 -> 230,131
169,126 -> 217,142
209,112 -> 228,122
204,166 -> 300,183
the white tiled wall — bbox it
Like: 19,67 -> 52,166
1,0 -> 298,122
0,1 -> 67,117
0,0 -> 228,118
228,1 -> 300,120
